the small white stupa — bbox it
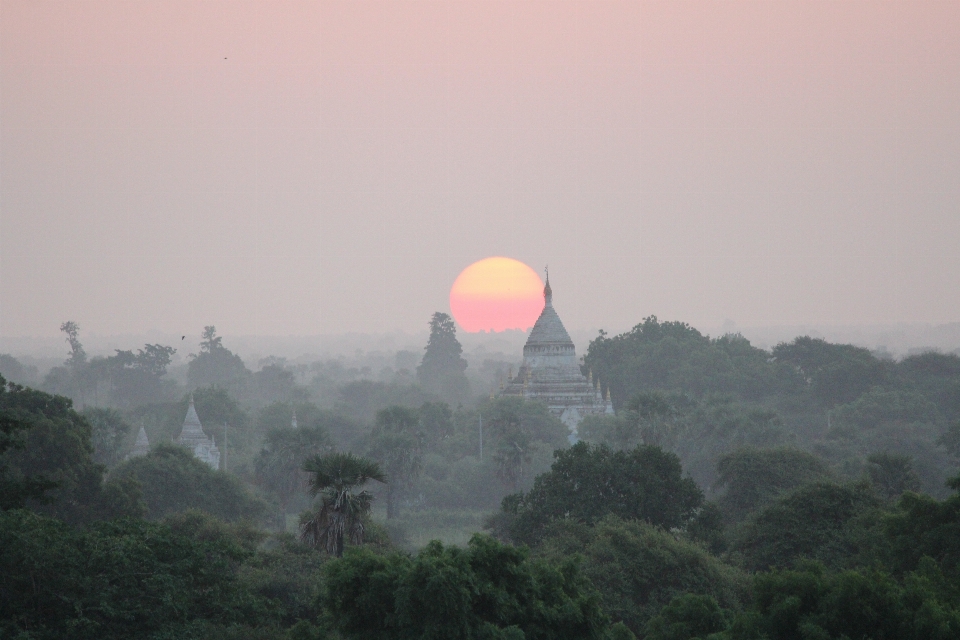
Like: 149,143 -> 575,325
177,395 -> 220,470
127,425 -> 151,459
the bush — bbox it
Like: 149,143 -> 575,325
112,443 -> 268,522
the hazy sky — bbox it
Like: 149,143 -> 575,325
2,1 -> 959,339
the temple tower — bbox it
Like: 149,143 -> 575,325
501,272 -> 613,439
177,395 -> 221,469
127,425 -> 151,459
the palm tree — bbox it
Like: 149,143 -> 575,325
300,452 -> 385,557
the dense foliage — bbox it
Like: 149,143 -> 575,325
323,534 -> 609,640
4,313 -> 960,638
501,442 -> 704,545
111,443 -> 267,522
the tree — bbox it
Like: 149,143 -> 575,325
300,452 -> 385,556
0,354 -> 37,386
187,326 -> 250,392
538,517 -> 747,635
713,447 -> 832,523
732,481 -> 880,572
480,396 -> 568,492
0,377 -> 142,524
583,317 -> 781,408
255,421 -> 330,524
0,509 -> 275,639
82,407 -> 131,467
866,452 -> 921,503
884,475 -> 960,580
0,377 -> 59,510
504,442 -> 704,545
101,344 -> 177,407
418,401 -> 454,449
368,406 -> 422,519
718,564 -> 960,640
417,312 -> 470,403
643,594 -> 730,640
60,320 -> 87,367
111,443 -> 267,522
323,534 -> 610,640
772,336 -> 889,407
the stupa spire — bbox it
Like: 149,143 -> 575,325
543,266 -> 553,306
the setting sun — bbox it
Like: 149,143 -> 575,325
449,257 -> 544,332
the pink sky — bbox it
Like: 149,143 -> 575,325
2,1 -> 959,338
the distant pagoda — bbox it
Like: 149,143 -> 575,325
177,395 -> 220,470
127,425 -> 151,459
500,272 -> 613,438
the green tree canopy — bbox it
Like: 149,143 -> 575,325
583,317 -> 781,407
772,336 -> 890,407
866,452 -> 922,503
717,563 -> 960,640
0,378 -> 141,523
732,481 -> 881,572
538,516 -> 747,636
713,447 -> 832,523
324,534 -> 609,640
0,509 -> 274,639
111,443 -> 267,522
503,442 -> 704,545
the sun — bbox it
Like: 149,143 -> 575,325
449,257 -> 544,332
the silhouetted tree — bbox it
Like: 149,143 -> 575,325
300,452 -> 384,556
417,312 -> 469,403
187,326 -> 249,393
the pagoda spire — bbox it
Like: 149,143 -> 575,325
543,266 -> 553,306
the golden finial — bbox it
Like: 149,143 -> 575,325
588,369 -> 593,385
605,387 -> 611,402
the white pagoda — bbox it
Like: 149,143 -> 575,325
177,395 -> 220,470
127,425 -> 151,459
501,273 -> 613,438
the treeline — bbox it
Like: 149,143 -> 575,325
582,317 -> 960,496
3,313 -> 960,638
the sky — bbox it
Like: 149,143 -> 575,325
2,0 -> 959,340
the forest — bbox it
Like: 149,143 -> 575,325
2,314 -> 960,639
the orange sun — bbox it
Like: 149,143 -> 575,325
449,257 -> 544,332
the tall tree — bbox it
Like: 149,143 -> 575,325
416,312 -> 469,403
368,406 -> 423,519
187,326 -> 249,393
300,452 -> 385,556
